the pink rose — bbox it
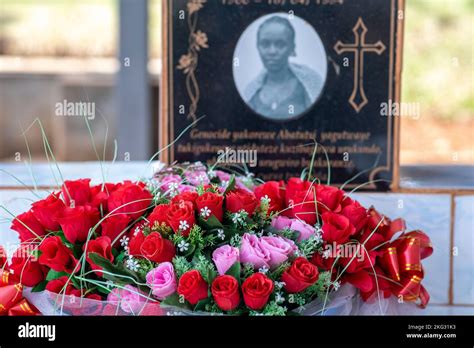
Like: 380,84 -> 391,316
271,216 -> 292,230
185,171 -> 210,186
159,175 -> 182,192
146,262 -> 177,300
212,245 -> 240,275
177,184 -> 197,193
260,236 -> 297,268
109,285 -> 147,314
240,233 -> 270,270
215,171 -> 231,182
290,220 -> 316,242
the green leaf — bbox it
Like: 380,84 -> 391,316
199,215 -> 224,230
194,297 -> 211,312
223,174 -> 236,196
31,280 -> 47,292
161,293 -> 191,310
225,262 -> 241,284
88,252 -> 142,284
46,269 -> 68,281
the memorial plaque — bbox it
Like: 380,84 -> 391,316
160,0 -> 403,191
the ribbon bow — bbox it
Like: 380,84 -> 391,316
380,230 -> 433,308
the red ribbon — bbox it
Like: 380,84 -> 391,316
0,257 -> 40,316
380,230 -> 433,308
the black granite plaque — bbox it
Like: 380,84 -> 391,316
160,0 -> 403,191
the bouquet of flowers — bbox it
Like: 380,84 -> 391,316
2,162 -> 433,316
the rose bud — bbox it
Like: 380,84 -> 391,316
140,232 -> 176,263
281,257 -> 319,293
147,204 -> 171,228
107,181 -> 153,220
10,210 -> 46,242
56,205 -> 100,244
196,192 -> 224,222
242,272 -> 274,310
62,179 -> 92,207
100,214 -> 131,247
31,192 -> 66,231
171,191 -> 199,208
146,262 -> 177,300
254,181 -> 285,214
9,245 -> 47,287
166,201 -> 196,237
226,189 -> 258,215
177,270 -> 209,305
321,212 -> 356,244
211,275 -> 241,311
39,236 -> 79,274
212,245 -> 240,275
84,236 -> 114,276
315,185 -> 344,213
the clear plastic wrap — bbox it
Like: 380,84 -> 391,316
24,284 -> 422,316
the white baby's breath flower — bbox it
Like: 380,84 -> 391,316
232,212 -> 243,224
207,170 -> 216,179
217,229 -> 225,240
126,258 -> 140,272
179,220 -> 189,231
178,240 -> 190,253
275,281 -> 286,289
258,266 -> 269,274
200,206 -> 211,218
120,236 -> 130,247
260,195 -> 271,205
332,281 -> 341,291
221,180 -> 229,188
275,292 -> 285,303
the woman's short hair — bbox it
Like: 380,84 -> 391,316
257,15 -> 296,44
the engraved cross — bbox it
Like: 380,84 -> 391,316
334,18 -> 387,113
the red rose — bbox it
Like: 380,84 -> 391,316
284,178 -> 313,206
241,273 -> 274,310
166,201 -> 196,237
225,189 -> 258,215
62,179 -> 91,207
107,181 -> 153,220
178,270 -> 209,305
310,251 -> 337,274
101,214 -> 131,247
147,204 -> 170,227
84,236 -> 114,276
341,198 -> 368,232
128,228 -> 146,257
211,275 -> 240,311
281,257 -> 319,293
171,191 -> 199,208
291,187 -> 318,225
39,236 -> 79,274
56,205 -> 100,244
46,276 -> 75,294
31,192 -> 65,231
195,192 -> 224,221
140,232 -> 176,263
9,246 -> 47,287
254,181 -> 285,214
10,210 -> 46,242
90,183 -> 120,211
315,185 -> 345,213
321,212 -> 356,244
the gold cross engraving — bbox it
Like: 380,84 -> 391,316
334,18 -> 387,113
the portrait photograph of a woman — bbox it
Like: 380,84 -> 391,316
233,14 -> 327,121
